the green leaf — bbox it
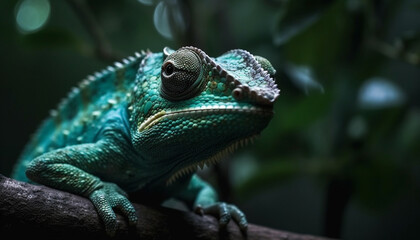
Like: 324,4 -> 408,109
283,63 -> 324,94
273,0 -> 335,45
137,0 -> 156,6
153,0 -> 187,40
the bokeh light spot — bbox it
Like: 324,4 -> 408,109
358,78 -> 405,109
138,0 -> 155,6
153,1 -> 172,39
15,0 -> 50,34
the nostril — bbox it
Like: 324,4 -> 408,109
232,88 -> 243,100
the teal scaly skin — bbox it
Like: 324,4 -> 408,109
12,46 -> 280,236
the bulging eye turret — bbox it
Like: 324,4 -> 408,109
160,49 -> 203,101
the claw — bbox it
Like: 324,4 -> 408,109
218,202 -> 231,227
195,202 -> 248,231
194,205 -> 204,216
89,182 -> 138,236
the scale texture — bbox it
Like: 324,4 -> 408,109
12,46 -> 280,236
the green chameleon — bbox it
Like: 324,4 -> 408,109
12,46 -> 280,236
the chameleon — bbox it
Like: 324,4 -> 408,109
12,46 -> 280,236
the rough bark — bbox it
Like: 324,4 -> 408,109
0,174 -> 332,240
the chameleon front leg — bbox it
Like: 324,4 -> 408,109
179,174 -> 248,230
25,140 -> 137,236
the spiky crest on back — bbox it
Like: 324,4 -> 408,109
14,50 -> 150,172
50,50 -> 149,125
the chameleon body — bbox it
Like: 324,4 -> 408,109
12,46 -> 279,236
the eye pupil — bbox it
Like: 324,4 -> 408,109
165,63 -> 174,75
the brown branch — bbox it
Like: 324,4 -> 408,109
0,174 -> 333,240
368,37 -> 419,66
65,0 -> 121,62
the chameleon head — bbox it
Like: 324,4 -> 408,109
130,46 -> 280,184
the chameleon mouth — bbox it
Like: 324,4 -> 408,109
137,105 -> 273,132
166,134 -> 259,185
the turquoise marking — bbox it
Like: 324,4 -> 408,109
12,47 -> 279,236
144,101 -> 152,114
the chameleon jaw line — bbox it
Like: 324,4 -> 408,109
137,105 -> 273,132
138,110 -> 166,132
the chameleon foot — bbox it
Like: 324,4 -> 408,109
89,182 -> 138,236
195,202 -> 248,231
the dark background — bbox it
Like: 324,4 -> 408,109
1,0 -> 419,239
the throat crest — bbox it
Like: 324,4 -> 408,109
166,134 -> 258,185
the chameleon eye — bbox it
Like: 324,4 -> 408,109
164,63 -> 174,76
160,49 -> 203,101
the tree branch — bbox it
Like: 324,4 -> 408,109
65,0 -> 121,62
0,175 -> 333,240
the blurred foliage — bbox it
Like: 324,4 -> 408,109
1,0 -> 419,239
